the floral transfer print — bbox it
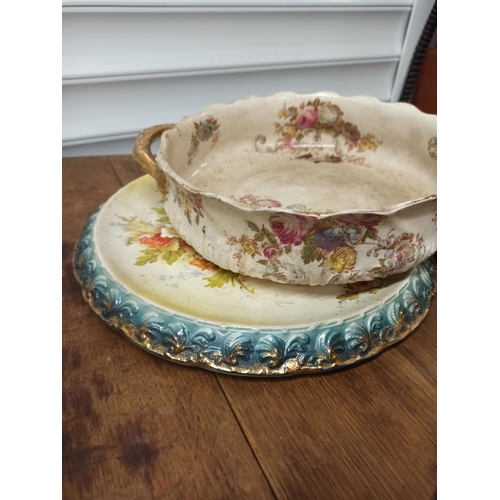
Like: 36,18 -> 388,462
227,211 -> 428,284
336,280 -> 382,301
254,98 -> 381,163
271,213 -> 310,246
232,194 -> 283,209
428,136 -> 437,159
335,274 -> 404,301
328,245 -> 357,273
367,231 -> 426,278
232,195 -> 317,213
263,263 -> 309,285
173,184 -> 204,225
187,116 -> 220,165
120,206 -> 254,294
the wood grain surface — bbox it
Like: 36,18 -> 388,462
63,156 -> 437,499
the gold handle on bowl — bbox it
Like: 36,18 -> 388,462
132,123 -> 175,197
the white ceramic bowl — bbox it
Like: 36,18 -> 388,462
134,92 -> 437,286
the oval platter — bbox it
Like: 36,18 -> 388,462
73,175 -> 436,377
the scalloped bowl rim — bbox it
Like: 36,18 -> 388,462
156,91 -> 437,219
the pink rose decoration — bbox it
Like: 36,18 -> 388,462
263,246 -> 279,260
337,214 -> 384,228
384,240 -> 417,272
270,214 -> 310,246
295,106 -> 318,130
257,199 -> 282,208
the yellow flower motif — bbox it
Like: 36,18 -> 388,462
240,235 -> 260,256
277,106 -> 287,118
356,134 -> 379,152
327,245 -> 357,273
282,125 -> 297,139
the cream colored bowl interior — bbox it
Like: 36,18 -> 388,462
158,92 -> 436,214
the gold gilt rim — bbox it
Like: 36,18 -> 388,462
73,238 -> 436,377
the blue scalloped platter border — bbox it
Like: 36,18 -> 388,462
73,204 -> 436,377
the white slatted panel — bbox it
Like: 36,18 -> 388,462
62,9 -> 409,80
63,60 -> 398,154
62,0 -> 434,157
63,1 -> 413,6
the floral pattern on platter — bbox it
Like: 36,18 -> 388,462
74,206 -> 437,376
428,136 -> 437,159
336,279 -> 383,301
227,212 -> 428,284
173,184 -> 204,225
187,116 -> 220,165
254,98 -> 381,163
120,206 -> 254,294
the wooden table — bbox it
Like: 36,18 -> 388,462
63,156 -> 437,499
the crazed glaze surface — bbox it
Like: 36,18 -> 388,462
73,175 -> 436,376
156,92 -> 437,286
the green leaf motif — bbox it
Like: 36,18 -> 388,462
141,248 -> 162,255
257,259 -> 269,266
162,248 -> 185,265
361,227 -> 379,242
151,207 -> 167,215
135,249 -> 161,266
134,247 -> 185,266
301,237 -> 325,264
336,292 -> 360,301
203,269 -> 239,288
245,220 -> 260,233
202,270 -> 255,294
260,226 -> 278,245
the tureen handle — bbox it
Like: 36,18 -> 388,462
132,124 -> 176,197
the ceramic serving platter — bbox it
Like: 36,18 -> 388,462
73,175 -> 436,376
